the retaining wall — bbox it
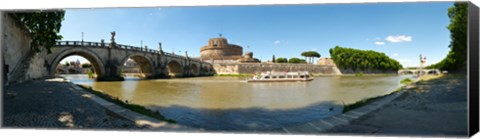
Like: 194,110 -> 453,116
212,63 -> 342,75
2,13 -> 49,84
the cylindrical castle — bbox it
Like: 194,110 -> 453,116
200,37 -> 243,60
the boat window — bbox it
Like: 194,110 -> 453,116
264,76 -> 270,79
300,75 -> 304,78
278,76 -> 285,78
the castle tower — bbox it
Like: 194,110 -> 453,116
200,37 -> 243,61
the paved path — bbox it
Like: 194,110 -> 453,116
3,79 -> 145,129
3,78 -> 202,132
326,75 -> 468,137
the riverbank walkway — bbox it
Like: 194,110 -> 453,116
3,79 -> 143,129
325,75 -> 468,137
3,78 -> 198,132
271,75 -> 467,137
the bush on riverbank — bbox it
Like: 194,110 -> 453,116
77,85 -> 176,123
400,78 -> 413,84
355,72 -> 364,77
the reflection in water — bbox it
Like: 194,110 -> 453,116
62,74 -> 409,131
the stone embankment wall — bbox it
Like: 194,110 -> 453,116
212,63 -> 342,75
2,13 -> 49,85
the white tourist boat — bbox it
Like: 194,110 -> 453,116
247,71 -> 314,82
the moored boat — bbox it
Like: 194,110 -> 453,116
247,71 -> 314,82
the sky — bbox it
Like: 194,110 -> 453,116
59,2 -> 453,68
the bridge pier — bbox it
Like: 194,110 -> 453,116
98,65 -> 124,81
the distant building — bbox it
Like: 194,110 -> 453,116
123,59 -> 140,73
200,37 -> 259,63
124,59 -> 138,67
317,58 -> 335,65
56,59 -> 83,74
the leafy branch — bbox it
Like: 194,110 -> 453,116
10,10 -> 65,53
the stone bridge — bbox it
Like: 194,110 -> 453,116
45,41 -> 215,81
398,69 -> 441,75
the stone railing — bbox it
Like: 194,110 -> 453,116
56,41 -> 189,59
56,41 -> 207,64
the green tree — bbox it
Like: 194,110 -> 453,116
329,46 -> 402,71
301,51 -> 321,64
272,55 -> 276,63
81,63 -> 92,68
275,57 -> 288,63
65,61 -> 70,67
288,57 -> 306,63
10,10 -> 65,53
430,2 -> 468,72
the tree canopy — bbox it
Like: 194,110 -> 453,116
329,46 -> 402,71
301,51 -> 321,64
428,2 -> 468,72
275,57 -> 288,63
288,57 -> 306,63
11,10 -> 65,53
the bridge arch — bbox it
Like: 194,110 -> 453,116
190,63 -> 199,76
167,60 -> 183,77
50,47 -> 105,78
201,66 -> 208,73
120,54 -> 155,78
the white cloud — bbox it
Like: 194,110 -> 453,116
385,35 -> 412,43
392,53 -> 399,57
311,48 -> 317,51
274,40 -> 280,44
375,41 -> 385,45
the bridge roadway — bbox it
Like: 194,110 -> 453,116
46,41 -> 215,81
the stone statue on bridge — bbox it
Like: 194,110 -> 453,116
158,43 -> 164,54
110,31 -> 116,48
111,31 -> 116,42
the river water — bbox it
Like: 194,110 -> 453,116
62,74 -> 410,131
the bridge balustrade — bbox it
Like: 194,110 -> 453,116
56,41 -> 198,58
57,41 -> 106,48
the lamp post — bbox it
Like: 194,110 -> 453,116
81,32 -> 84,45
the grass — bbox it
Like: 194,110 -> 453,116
342,74 -> 450,113
342,87 -> 402,113
341,73 -> 398,77
77,85 -> 176,123
215,74 -> 254,77
418,74 -> 444,81
400,78 -> 413,84
355,72 -> 364,77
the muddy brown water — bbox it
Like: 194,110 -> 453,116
62,74 -> 411,131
